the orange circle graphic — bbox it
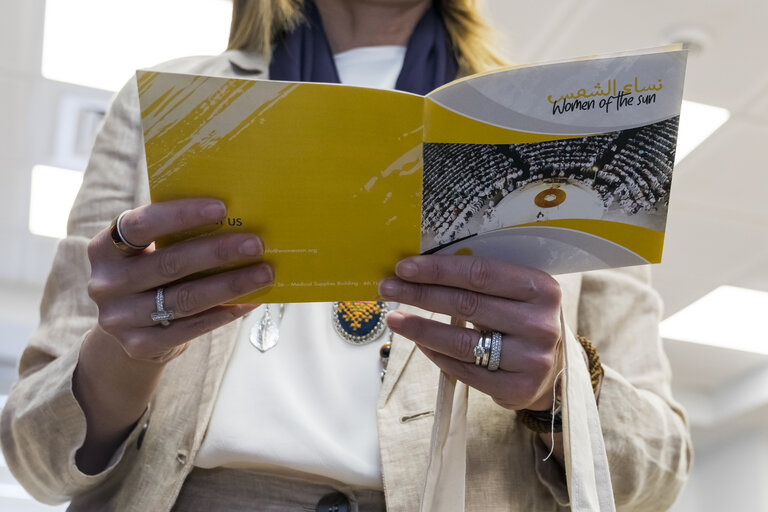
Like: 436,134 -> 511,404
534,188 -> 566,208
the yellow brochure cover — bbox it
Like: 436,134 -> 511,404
138,45 -> 686,303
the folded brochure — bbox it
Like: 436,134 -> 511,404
138,45 -> 687,303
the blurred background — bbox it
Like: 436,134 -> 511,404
1,0 -> 766,510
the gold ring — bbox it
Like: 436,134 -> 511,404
109,210 -> 149,253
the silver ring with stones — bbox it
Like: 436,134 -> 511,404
151,287 -> 175,327
487,331 -> 503,371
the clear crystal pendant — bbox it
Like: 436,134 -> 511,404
249,304 -> 284,352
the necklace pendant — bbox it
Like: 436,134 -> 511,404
332,301 -> 389,345
380,334 -> 393,381
249,304 -> 283,352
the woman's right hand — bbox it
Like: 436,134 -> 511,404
87,198 -> 273,364
74,198 -> 271,474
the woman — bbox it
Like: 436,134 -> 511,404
1,0 -> 690,510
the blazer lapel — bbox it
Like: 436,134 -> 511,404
378,304 -> 436,406
189,318 -> 242,451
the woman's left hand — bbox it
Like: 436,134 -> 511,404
379,255 -> 563,411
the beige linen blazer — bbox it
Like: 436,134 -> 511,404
1,50 -> 690,511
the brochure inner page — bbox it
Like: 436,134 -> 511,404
421,48 -> 686,274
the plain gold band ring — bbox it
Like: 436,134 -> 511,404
109,210 -> 149,253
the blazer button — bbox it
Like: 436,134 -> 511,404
316,491 -> 350,512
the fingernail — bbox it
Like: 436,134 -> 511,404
386,310 -> 405,329
239,238 -> 263,256
202,202 -> 226,221
378,278 -> 399,298
395,260 -> 418,278
253,264 -> 274,283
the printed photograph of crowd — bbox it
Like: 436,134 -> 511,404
421,116 -> 679,252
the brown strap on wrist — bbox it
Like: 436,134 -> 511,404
576,335 -> 604,405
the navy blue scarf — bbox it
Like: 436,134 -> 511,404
269,1 -> 458,95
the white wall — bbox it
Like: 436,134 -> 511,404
672,429 -> 768,511
0,1 -> 74,509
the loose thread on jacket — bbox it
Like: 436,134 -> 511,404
542,366 -> 566,462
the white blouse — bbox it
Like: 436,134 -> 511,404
194,46 -> 407,489
334,45 -> 406,90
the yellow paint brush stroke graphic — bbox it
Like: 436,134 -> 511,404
140,75 -> 424,302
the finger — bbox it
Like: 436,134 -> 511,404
417,346 -> 535,410
387,311 -> 481,364
386,310 -> 477,364
386,310 -> 534,371
94,199 -> 227,260
380,278 -> 559,340
393,255 -> 561,305
102,264 -> 273,328
118,304 -> 257,362
148,264 -> 272,324
119,233 -> 265,293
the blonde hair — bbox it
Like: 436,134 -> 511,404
227,0 -> 508,75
